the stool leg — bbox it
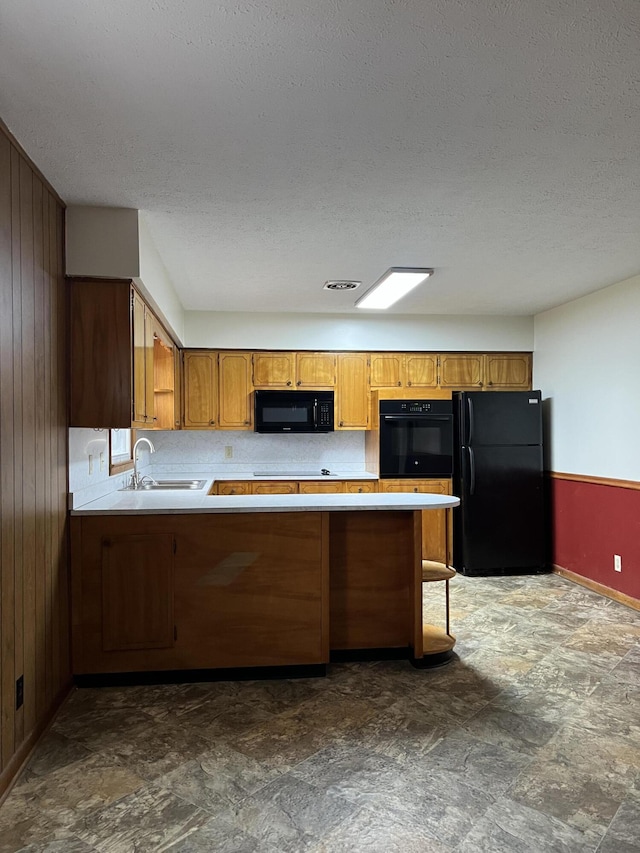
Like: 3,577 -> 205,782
445,578 -> 450,637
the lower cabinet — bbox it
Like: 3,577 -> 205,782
71,513 -> 327,674
101,533 -> 175,652
252,481 -> 297,495
214,481 -> 251,495
212,479 -> 378,495
379,479 -> 451,564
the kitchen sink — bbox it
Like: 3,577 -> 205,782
122,479 -> 207,491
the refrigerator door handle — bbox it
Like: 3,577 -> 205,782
468,446 -> 476,495
467,397 -> 474,445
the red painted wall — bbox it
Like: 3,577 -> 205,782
551,478 -> 640,600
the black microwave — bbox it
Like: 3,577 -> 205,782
254,390 -> 334,433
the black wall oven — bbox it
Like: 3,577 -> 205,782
379,399 -> 453,478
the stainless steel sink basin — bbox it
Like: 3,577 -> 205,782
142,479 -> 207,490
121,479 -> 207,491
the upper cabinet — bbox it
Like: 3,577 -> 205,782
183,351 -> 217,429
252,351 -> 336,388
438,353 -> 484,390
69,278 -> 179,429
295,352 -> 336,388
252,351 -> 294,387
438,353 -> 531,390
484,353 -> 532,389
336,353 -> 370,429
370,353 -> 438,389
218,351 -> 252,429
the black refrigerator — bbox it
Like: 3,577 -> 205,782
452,390 -> 546,576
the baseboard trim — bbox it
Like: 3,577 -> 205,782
0,680 -> 73,805
74,663 -> 327,688
552,565 -> 640,611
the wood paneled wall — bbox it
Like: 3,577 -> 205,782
0,124 -> 69,795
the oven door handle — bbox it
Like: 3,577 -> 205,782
381,415 -> 451,421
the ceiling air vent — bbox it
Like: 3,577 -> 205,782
324,280 -> 361,291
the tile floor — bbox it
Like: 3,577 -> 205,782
2,572 -> 640,852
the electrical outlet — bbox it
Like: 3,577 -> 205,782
614,554 -> 622,572
225,446 -> 233,459
16,675 -> 23,710
88,454 -> 93,474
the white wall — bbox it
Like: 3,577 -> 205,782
534,274 -> 640,480
65,206 -> 186,345
185,311 -> 533,351
66,207 -> 140,279
136,213 -> 185,344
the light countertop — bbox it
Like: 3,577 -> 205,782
71,484 -> 459,516
211,472 -> 379,481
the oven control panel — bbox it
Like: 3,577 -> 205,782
380,400 -> 453,415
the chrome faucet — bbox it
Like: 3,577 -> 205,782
130,437 -> 155,489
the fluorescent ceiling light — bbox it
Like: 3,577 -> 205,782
355,267 -> 434,310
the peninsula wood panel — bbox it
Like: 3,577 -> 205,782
0,125 -> 69,795
71,513 -> 327,672
329,510 -> 417,650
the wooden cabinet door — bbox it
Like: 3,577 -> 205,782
173,346 -> 182,429
336,353 -> 370,429
215,481 -> 251,495
439,354 -> 483,389
69,279 -> 133,428
484,353 -> 532,390
132,290 -> 153,427
252,352 -> 295,387
101,533 -> 174,651
183,351 -> 217,428
218,351 -> 252,429
405,354 -> 438,389
370,353 -> 404,388
295,352 -> 336,388
252,481 -> 298,494
299,481 -> 345,494
344,481 -> 377,493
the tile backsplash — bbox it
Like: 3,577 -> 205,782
136,429 -> 367,475
69,427 -> 368,502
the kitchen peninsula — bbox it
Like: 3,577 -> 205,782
70,485 -> 459,681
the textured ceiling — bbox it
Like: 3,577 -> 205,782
1,0 -> 639,315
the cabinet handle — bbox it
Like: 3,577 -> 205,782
209,419 -> 215,425
488,381 -> 493,386
296,380 -> 301,386
244,420 -> 249,425
397,381 -> 402,386
339,421 -> 344,427
407,381 -> 412,386
358,487 -> 363,493
413,487 -> 418,492
286,380 -> 292,386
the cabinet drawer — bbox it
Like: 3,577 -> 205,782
252,481 -> 298,495
345,481 -> 377,494
215,481 -> 251,496
379,479 -> 450,494
299,481 -> 345,494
